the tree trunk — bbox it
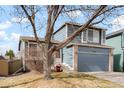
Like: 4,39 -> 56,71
43,52 -> 53,80
40,43 -> 53,80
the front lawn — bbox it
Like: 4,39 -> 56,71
0,71 -> 123,88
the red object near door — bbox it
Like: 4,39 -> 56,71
55,64 -> 63,72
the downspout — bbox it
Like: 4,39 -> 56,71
123,49 -> 124,72
121,32 -> 124,72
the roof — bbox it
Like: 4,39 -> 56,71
0,56 -> 5,60
67,43 -> 114,49
54,22 -> 107,35
18,36 -> 60,51
106,29 -> 124,39
19,36 -> 60,43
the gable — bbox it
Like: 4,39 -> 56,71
53,22 -> 106,44
54,26 -> 67,42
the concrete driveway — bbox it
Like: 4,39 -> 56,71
87,72 -> 124,85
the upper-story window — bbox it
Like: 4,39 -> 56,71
82,29 -> 100,44
82,30 -> 87,43
88,29 -> 93,42
102,31 -> 105,44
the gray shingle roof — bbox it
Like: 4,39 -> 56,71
106,29 -> 124,39
54,22 -> 107,35
67,43 -> 113,49
19,36 -> 60,43
18,36 -> 60,51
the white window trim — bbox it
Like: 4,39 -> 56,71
87,29 -> 93,43
93,30 -> 100,43
86,29 -> 100,44
81,32 -> 83,43
81,30 -> 88,43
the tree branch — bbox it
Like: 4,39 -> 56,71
20,5 -> 39,43
98,5 -> 124,17
45,6 -> 64,49
50,6 -> 64,31
54,5 -> 107,51
91,17 -> 105,26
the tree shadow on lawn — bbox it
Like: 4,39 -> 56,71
51,72 -> 123,88
52,72 -> 98,80
58,78 -> 83,87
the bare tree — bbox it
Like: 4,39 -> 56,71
15,5 -> 124,80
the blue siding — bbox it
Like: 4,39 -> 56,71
67,25 -> 81,43
54,24 -> 81,43
53,24 -> 107,71
54,26 -> 67,42
54,25 -> 74,68
63,47 -> 73,68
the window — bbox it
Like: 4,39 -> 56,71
83,31 -> 87,41
88,29 -> 93,42
88,29 -> 100,43
29,43 -> 37,57
82,30 -> 87,43
82,29 -> 100,44
101,31 -> 105,44
93,30 -> 100,43
102,31 -> 105,44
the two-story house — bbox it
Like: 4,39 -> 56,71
106,29 -> 124,72
54,22 -> 114,72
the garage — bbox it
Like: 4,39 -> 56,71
77,46 -> 110,72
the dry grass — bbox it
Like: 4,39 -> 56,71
0,71 -> 42,88
0,72 -> 121,88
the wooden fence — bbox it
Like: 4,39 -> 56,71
0,60 -> 22,76
0,60 -> 8,76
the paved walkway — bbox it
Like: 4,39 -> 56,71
87,72 -> 124,85
0,77 -> 5,80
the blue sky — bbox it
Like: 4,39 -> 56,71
0,6 -> 35,55
0,5 -> 124,56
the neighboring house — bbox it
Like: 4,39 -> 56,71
53,22 -> 114,72
106,29 -> 124,72
0,55 -> 5,60
18,36 -> 59,71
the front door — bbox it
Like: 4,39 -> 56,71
54,50 -> 61,64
